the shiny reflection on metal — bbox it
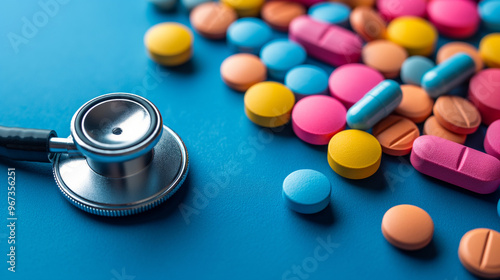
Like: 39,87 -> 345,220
53,125 -> 189,216
49,137 -> 80,155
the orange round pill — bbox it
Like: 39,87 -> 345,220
423,116 -> 467,144
220,53 -> 267,92
433,95 -> 481,135
372,115 -> 419,156
190,2 -> 237,40
437,42 -> 484,72
261,1 -> 305,32
458,228 -> 500,279
382,204 -> 434,251
395,85 -> 434,123
350,6 -> 386,42
362,40 -> 408,78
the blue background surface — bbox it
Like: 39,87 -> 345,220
0,1 -> 499,279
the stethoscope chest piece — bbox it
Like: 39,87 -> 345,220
0,93 -> 188,216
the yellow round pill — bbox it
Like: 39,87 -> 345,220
327,130 -> 382,179
244,81 -> 295,128
221,0 -> 264,17
387,16 -> 437,57
144,22 -> 193,66
479,33 -> 500,68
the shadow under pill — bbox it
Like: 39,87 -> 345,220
293,203 -> 336,226
338,168 -> 388,192
396,239 -> 439,261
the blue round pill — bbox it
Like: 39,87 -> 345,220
308,2 -> 351,26
400,56 -> 435,86
479,0 -> 500,32
285,65 -> 329,99
227,18 -> 272,55
282,169 -> 331,214
260,39 -> 307,80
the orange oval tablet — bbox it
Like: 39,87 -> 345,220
220,53 -> 267,92
261,1 -> 305,32
190,2 -> 237,39
382,204 -> 434,251
395,85 -> 434,123
372,115 -> 419,156
362,40 -> 408,78
423,116 -> 467,144
437,42 -> 484,72
337,0 -> 375,8
350,6 -> 387,42
433,95 -> 481,135
458,228 -> 500,279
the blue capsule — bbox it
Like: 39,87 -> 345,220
346,80 -> 402,130
421,53 -> 476,98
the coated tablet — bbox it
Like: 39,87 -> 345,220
261,1 -> 306,32
394,85 -> 433,123
458,228 -> 500,279
427,0 -> 479,39
437,42 -> 483,72
220,53 -> 267,91
479,0 -> 500,32
433,95 -> 481,135
423,116 -> 467,144
227,18 -> 272,54
328,63 -> 384,109
308,2 -> 351,26
292,95 -> 346,145
468,68 -> 500,125
372,115 -> 419,156
285,65 -> 329,99
362,40 -> 408,78
144,22 -> 193,66
190,2 -> 237,39
484,120 -> 500,160
289,15 -> 362,67
349,6 -> 386,42
328,129 -> 381,179
400,56 -> 435,86
381,205 -> 434,251
221,0 -> 263,17
260,39 -> 306,79
282,169 -> 331,214
244,82 -> 295,127
346,80 -> 403,130
376,0 -> 426,21
410,135 -> 500,194
479,33 -> 500,68
386,16 -> 437,56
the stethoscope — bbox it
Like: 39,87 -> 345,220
0,93 -> 189,216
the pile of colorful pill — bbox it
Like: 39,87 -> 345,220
143,0 -> 500,277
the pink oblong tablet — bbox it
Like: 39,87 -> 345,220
289,15 -> 363,67
377,0 -> 426,21
410,135 -> 500,194
292,95 -> 347,145
485,120 -> 500,160
329,63 -> 384,109
427,0 -> 480,39
468,68 -> 500,126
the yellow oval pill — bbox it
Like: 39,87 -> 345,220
221,0 -> 264,17
387,16 -> 437,57
244,81 -> 295,127
144,22 -> 193,66
328,129 -> 382,179
479,33 -> 500,68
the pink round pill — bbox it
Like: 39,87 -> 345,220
292,95 -> 346,145
377,0 -> 427,21
427,0 -> 480,39
485,120 -> 500,160
468,68 -> 500,125
329,63 -> 384,109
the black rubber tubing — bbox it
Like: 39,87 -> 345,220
0,126 -> 57,162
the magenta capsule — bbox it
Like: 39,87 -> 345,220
411,135 -> 500,194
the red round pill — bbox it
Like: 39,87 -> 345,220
469,68 -> 500,125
